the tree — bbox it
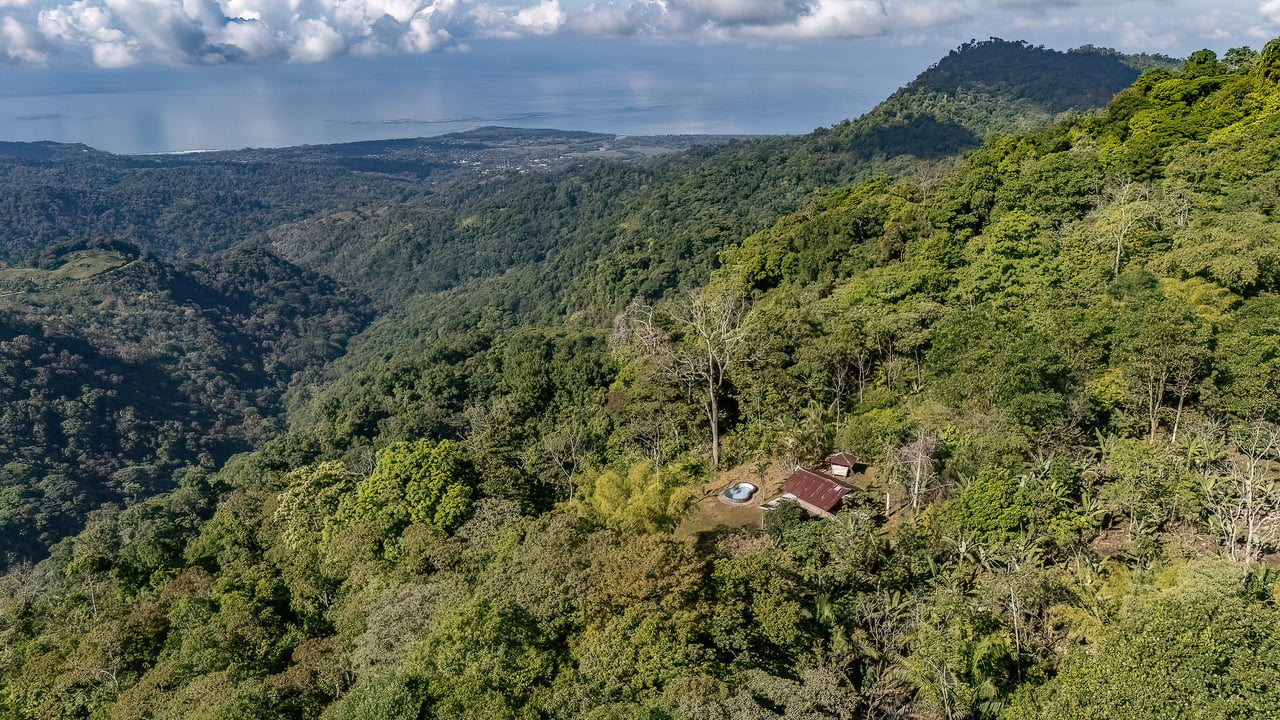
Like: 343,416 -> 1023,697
895,430 -> 940,513
321,676 -> 422,720
412,598 -> 559,719
580,460 -> 694,534
1095,181 -> 1157,276
612,289 -> 749,468
1205,421 -> 1280,565
1004,560 -> 1280,719
1183,49 -> 1222,77
1113,289 -> 1211,442
937,467 -> 1087,553
340,440 -> 477,536
528,419 -> 591,500
1223,46 -> 1259,73
1260,37 -> 1280,84
1212,296 -> 1280,421
893,602 -> 1017,720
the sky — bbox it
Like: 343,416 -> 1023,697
0,0 -> 1275,69
0,1 -> 1278,152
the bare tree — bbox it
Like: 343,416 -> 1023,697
610,297 -> 667,357
1230,422 -> 1280,565
1096,181 -> 1157,276
612,290 -> 749,468
830,361 -> 851,423
1207,421 -> 1280,565
827,341 -> 876,420
538,420 -> 590,498
896,430 -> 940,513
852,346 -> 874,405
1168,356 -> 1202,442
1160,180 -> 1195,229
346,445 -> 377,478
1122,311 -> 1208,443
1134,353 -> 1172,443
629,412 -> 681,471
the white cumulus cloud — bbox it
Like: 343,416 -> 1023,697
514,0 -> 566,32
0,14 -> 49,61
290,17 -> 345,61
898,1 -> 967,27
569,0 -> 890,37
11,0 -> 578,65
1116,18 -> 1176,49
740,0 -> 888,39
0,0 -> 1273,67
1263,0 -> 1280,23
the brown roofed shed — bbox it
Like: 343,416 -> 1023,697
782,467 -> 853,515
824,451 -> 864,477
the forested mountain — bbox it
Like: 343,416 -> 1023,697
840,39 -> 1178,149
266,39 -> 1156,324
0,240 -> 370,566
9,38 -> 1280,720
0,129 -> 727,265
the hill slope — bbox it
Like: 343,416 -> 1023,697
0,129 -> 734,265
267,40 -> 1154,329
0,241 -> 370,565
1,38 -> 1247,720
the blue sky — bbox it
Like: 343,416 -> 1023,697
0,0 -> 1276,152
0,0 -> 1275,69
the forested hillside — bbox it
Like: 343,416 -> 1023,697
0,129 -> 724,264
840,39 -> 1176,147
9,38 -> 1279,720
267,40 -> 1154,322
0,240 -> 371,566
0,38 -> 1144,570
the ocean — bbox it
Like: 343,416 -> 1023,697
0,37 -> 929,154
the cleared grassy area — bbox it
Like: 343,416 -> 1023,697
53,250 -> 128,280
0,250 -> 129,295
674,462 -> 786,539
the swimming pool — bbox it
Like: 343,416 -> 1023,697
722,482 -> 758,503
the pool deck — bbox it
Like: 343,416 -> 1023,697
675,464 -> 785,538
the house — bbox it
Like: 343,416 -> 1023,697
824,451 -> 864,478
771,466 -> 855,519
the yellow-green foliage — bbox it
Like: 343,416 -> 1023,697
273,461 -> 354,551
936,467 -> 1089,552
342,440 -> 476,533
579,460 -> 695,534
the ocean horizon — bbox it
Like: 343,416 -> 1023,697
0,37 -> 925,154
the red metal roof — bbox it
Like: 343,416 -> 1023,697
824,452 -> 862,468
783,467 -> 854,513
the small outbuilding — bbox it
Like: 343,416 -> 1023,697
824,451 -> 865,478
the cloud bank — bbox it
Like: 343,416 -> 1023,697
0,0 -> 1270,67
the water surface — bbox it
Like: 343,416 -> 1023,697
0,38 -> 928,153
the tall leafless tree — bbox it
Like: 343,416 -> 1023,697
1096,181 -> 1157,276
1221,422 -> 1280,565
896,429 -> 940,513
612,289 -> 749,468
